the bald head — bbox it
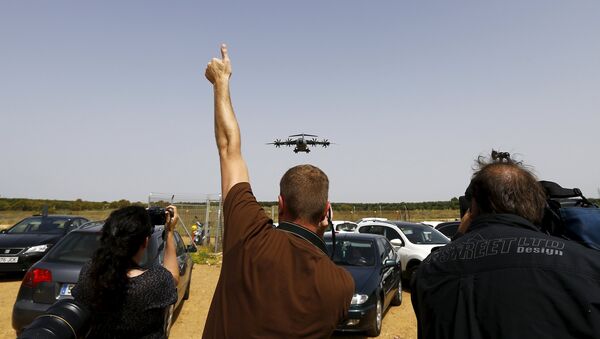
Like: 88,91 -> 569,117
470,160 -> 546,225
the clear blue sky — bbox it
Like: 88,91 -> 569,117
1,1 -> 599,203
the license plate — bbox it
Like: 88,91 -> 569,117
0,257 -> 18,263
59,284 -> 75,297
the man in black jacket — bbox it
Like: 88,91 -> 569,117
412,153 -> 600,339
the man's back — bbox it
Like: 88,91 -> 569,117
203,183 -> 354,338
412,214 -> 600,339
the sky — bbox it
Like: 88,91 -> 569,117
1,1 -> 599,203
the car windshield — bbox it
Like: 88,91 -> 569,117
335,223 -> 357,232
396,224 -> 449,245
46,232 -> 101,263
326,239 -> 376,267
8,216 -> 71,234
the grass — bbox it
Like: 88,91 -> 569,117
190,246 -> 222,266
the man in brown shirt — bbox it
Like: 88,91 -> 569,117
202,45 -> 354,338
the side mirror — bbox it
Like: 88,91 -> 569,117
390,238 -> 403,247
186,245 -> 198,253
0,229 -> 6,234
383,259 -> 397,268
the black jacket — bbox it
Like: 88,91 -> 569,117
412,214 -> 600,339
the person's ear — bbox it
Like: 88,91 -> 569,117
278,195 -> 285,217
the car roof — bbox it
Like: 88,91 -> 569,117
324,232 -> 385,241
359,219 -> 428,229
76,221 -> 166,235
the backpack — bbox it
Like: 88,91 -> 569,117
540,181 -> 600,251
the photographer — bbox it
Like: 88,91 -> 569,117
202,45 -> 354,338
411,152 -> 600,339
71,205 -> 180,338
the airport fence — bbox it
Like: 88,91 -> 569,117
148,193 -> 224,253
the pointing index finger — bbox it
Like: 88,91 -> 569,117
221,44 -> 229,60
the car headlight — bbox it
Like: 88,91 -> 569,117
24,244 -> 50,254
351,294 -> 369,305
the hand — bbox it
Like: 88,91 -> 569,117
165,205 -> 179,232
205,44 -> 232,85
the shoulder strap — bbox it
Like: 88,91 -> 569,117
276,222 -> 328,256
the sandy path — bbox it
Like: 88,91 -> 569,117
0,266 -> 417,339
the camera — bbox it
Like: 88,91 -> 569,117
18,299 -> 90,339
147,206 -> 174,226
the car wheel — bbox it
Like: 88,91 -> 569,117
183,277 -> 191,300
164,304 -> 174,337
391,278 -> 402,306
366,295 -> 383,337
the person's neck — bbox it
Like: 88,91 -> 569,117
280,218 -> 322,237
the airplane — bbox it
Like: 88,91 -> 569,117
267,134 -> 332,153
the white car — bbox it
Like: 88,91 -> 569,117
356,220 -> 450,282
332,220 -> 358,233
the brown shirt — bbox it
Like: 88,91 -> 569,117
203,182 -> 354,339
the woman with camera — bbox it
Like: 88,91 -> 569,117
72,205 -> 180,338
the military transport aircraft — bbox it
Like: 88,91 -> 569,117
267,134 -> 332,153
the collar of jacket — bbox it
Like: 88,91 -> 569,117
276,222 -> 328,256
468,213 -> 541,233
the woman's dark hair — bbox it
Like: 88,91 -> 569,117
87,206 -> 152,313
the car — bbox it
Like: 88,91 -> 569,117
12,221 -> 195,336
356,220 -> 450,282
325,232 -> 402,337
435,221 -> 460,238
0,215 -> 89,273
420,221 -> 443,227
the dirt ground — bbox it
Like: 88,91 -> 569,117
0,265 -> 417,339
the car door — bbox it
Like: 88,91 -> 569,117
173,232 -> 189,301
380,239 -> 398,306
382,226 -> 410,269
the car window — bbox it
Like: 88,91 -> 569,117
358,226 -> 370,233
384,227 -> 402,242
8,217 -> 70,234
325,239 -> 376,267
437,223 -> 459,238
383,240 -> 395,261
174,232 -> 186,257
360,225 -> 386,236
397,224 -> 449,245
46,232 -> 101,263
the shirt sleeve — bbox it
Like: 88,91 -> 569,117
222,182 -> 272,252
145,265 -> 178,309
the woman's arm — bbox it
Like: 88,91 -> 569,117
163,205 -> 180,285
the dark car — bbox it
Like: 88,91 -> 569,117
0,215 -> 89,273
325,233 -> 402,337
435,221 -> 460,238
12,221 -> 195,336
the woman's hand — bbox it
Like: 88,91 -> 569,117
165,205 -> 179,232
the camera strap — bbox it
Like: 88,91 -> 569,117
276,222 -> 328,256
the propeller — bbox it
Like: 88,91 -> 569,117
286,138 -> 293,146
322,139 -> 330,148
274,139 -> 282,148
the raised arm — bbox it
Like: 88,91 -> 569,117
205,44 -> 249,200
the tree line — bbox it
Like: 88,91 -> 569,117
2,197 -> 599,213
0,198 -> 144,212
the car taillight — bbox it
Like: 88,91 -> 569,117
23,268 -> 52,288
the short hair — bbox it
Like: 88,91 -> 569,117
469,152 -> 546,225
280,165 -> 329,225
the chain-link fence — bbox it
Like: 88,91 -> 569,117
148,193 -> 224,252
